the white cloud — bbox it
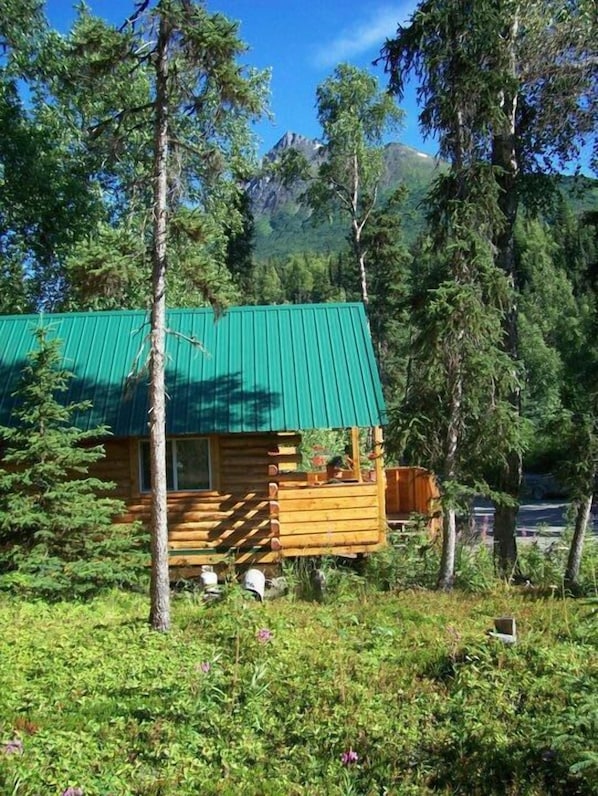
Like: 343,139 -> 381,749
312,4 -> 416,69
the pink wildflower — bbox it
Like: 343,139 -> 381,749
2,739 -> 23,755
341,748 -> 359,766
256,628 -> 273,643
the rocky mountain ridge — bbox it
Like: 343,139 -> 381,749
246,132 -> 440,259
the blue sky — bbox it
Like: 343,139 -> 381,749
43,1 -> 430,158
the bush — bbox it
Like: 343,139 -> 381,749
365,528 -> 440,590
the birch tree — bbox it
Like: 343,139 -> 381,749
310,65 -> 403,304
275,65 -> 403,305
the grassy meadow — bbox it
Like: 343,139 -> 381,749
1,548 -> 597,796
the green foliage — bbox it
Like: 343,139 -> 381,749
0,326 -> 146,598
0,523 -> 148,600
365,530 -> 440,591
0,44 -> 103,309
298,429 -> 349,471
0,1 -> 269,311
522,532 -> 598,596
60,0 -> 267,312
248,251 -> 352,306
252,66 -> 406,307
362,188 -> 412,390
388,174 -> 523,487
0,584 -> 596,794
311,64 -> 403,224
381,0 -> 596,175
309,64 -> 404,304
518,216 -> 579,426
297,429 -> 377,474
62,223 -> 149,311
517,201 -> 597,592
381,0 -> 597,577
365,531 -> 598,597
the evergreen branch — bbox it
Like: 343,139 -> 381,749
88,103 -> 154,139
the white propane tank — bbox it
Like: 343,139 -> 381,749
243,568 -> 265,601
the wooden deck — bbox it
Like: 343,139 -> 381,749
270,479 -> 385,558
385,466 -> 441,535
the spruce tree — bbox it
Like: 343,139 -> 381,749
0,326 -> 139,598
54,1 -> 267,630
388,170 -> 522,588
381,0 -> 596,575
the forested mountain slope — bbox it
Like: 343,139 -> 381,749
245,132 -> 597,264
246,132 -> 441,260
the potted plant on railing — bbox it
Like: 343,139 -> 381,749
326,455 -> 345,482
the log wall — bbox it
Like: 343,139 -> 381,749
91,431 -> 388,568
92,433 -> 299,567
90,439 -> 134,500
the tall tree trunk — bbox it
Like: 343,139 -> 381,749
357,248 -> 369,305
493,475 -> 520,578
352,218 -> 369,305
149,12 -> 171,633
564,493 -> 593,591
437,354 -> 462,590
491,12 -> 522,576
438,507 -> 457,591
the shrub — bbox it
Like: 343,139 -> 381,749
365,527 -> 440,590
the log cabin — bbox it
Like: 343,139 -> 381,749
0,303 -> 395,573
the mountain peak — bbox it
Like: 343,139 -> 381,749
272,131 -> 321,153
247,133 -> 442,255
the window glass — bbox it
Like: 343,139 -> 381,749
176,438 -> 210,490
139,438 -> 210,492
140,441 -> 151,492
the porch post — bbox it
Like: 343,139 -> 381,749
372,425 -> 387,543
350,426 -> 362,481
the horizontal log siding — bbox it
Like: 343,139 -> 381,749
91,434 -> 299,566
89,440 -> 133,499
89,433 -> 389,565
275,482 -> 384,554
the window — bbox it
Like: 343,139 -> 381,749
139,438 -> 211,492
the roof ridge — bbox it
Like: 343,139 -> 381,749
0,302 -> 365,322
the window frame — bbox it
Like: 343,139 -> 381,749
138,437 -> 212,493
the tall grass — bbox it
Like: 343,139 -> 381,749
1,557 -> 596,795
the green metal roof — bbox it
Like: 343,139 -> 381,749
0,304 -> 387,437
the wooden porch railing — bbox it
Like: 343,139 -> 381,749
268,478 -> 385,557
385,466 -> 441,533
